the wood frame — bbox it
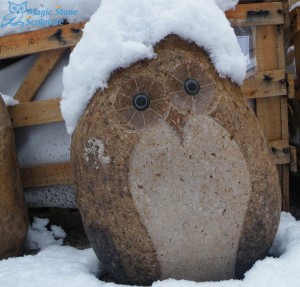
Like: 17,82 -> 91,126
0,2 -> 291,210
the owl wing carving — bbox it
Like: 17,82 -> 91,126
1,13 -> 24,27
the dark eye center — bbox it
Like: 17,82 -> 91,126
184,79 -> 200,96
133,93 -> 150,111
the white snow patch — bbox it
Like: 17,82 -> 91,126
1,212 -> 300,286
84,138 -> 111,166
61,0 -> 246,135
25,217 -> 66,250
0,246 -> 101,287
214,0 -> 239,11
290,1 -> 300,12
0,92 -> 18,106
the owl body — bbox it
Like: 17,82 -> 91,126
71,35 -> 281,285
1,2 -> 27,27
0,96 -> 28,259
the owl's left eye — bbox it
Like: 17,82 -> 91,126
113,76 -> 169,130
165,63 -> 218,114
19,6 -> 26,12
11,6 -> 17,12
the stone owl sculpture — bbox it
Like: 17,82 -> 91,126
71,35 -> 281,285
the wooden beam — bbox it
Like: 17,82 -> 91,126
0,22 -> 85,60
287,73 -> 295,99
21,163 -> 74,188
242,70 -> 286,99
290,145 -> 298,173
8,98 -> 63,127
14,49 -> 66,103
226,2 -> 284,27
290,7 -> 300,35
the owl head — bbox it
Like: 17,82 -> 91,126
9,1 -> 27,14
106,35 -> 222,138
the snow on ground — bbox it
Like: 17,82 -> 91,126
61,0 -> 246,135
0,212 -> 300,287
25,217 -> 66,250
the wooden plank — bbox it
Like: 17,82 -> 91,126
293,31 -> 300,81
276,26 -> 285,69
254,24 -> 289,210
290,145 -> 298,173
290,7 -> 300,35
269,140 -> 290,164
294,78 -> 300,98
277,165 -> 289,211
255,26 -> 283,71
242,69 -> 286,99
15,49 -> 66,103
21,163 -> 74,188
287,73 -> 295,99
256,98 -> 282,140
255,25 -> 283,141
281,96 -> 289,140
226,2 -> 284,26
0,22 -> 85,60
8,98 -> 63,127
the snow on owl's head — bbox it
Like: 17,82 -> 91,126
8,1 -> 27,14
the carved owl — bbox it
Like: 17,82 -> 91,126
71,35 -> 281,285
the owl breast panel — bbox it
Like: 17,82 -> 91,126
71,35 -> 281,285
129,116 -> 251,281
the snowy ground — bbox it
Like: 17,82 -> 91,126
0,212 -> 300,287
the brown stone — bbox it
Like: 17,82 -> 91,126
71,35 -> 281,285
0,97 -> 28,259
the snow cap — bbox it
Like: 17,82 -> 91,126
61,0 -> 246,135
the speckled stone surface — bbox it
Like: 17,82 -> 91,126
0,97 -> 28,260
71,35 -> 281,285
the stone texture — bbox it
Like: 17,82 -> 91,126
71,35 -> 281,285
0,97 -> 28,259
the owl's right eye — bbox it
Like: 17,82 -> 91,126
113,76 -> 169,131
11,6 -> 17,12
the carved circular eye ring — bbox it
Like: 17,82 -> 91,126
113,76 -> 169,131
165,63 -> 218,114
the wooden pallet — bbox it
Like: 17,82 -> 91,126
0,2 -> 293,210
291,7 -> 300,97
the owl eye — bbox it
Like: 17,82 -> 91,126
183,79 -> 200,96
19,6 -> 26,12
165,63 -> 217,114
133,93 -> 151,111
11,6 -> 17,12
113,76 -> 169,130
